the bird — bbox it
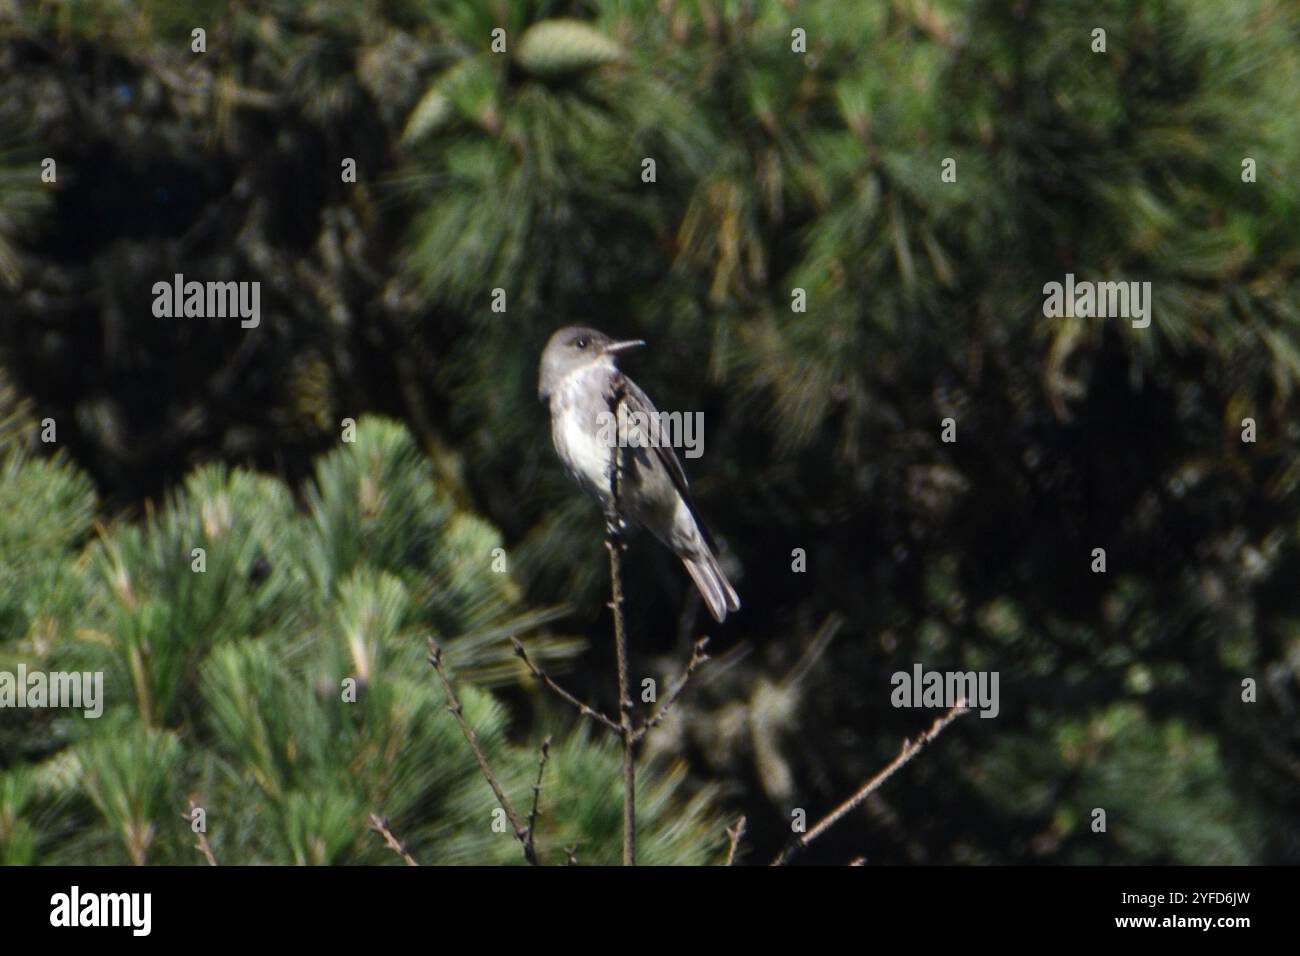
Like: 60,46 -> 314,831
538,326 -> 740,623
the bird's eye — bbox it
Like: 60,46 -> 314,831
576,337 -> 589,349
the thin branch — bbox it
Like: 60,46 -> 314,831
725,816 -> 747,866
634,637 -> 710,742
525,736 -> 552,861
607,382 -> 636,866
183,800 -> 217,866
368,813 -> 419,866
511,637 -> 621,735
427,637 -> 539,865
771,701 -> 970,866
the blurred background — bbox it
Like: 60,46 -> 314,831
1,0 -> 1299,865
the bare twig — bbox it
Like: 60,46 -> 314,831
368,813 -> 419,866
725,816 -> 747,866
427,637 -> 538,865
771,701 -> 969,865
511,638 -> 622,735
635,637 -> 710,742
525,736 -> 552,860
607,384 -> 636,866
183,800 -> 217,866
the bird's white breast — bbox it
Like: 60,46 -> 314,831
551,362 -> 616,499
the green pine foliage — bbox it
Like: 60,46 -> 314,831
0,416 -> 725,864
1,0 -> 1297,863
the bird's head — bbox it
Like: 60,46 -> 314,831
538,326 -> 645,401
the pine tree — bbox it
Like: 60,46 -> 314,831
1,0 -> 1297,864
0,412 -> 724,864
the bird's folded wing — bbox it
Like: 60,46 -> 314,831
610,372 -> 718,553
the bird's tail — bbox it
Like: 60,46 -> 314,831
683,551 -> 741,623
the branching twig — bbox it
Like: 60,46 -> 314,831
511,638 -> 622,735
428,637 -> 539,865
635,637 -> 710,742
725,816 -> 747,866
607,383 -> 637,866
525,736 -> 552,861
771,701 -> 970,866
369,813 -> 419,866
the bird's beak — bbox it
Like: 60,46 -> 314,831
605,339 -> 646,355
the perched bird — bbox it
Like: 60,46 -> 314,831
538,326 -> 740,622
